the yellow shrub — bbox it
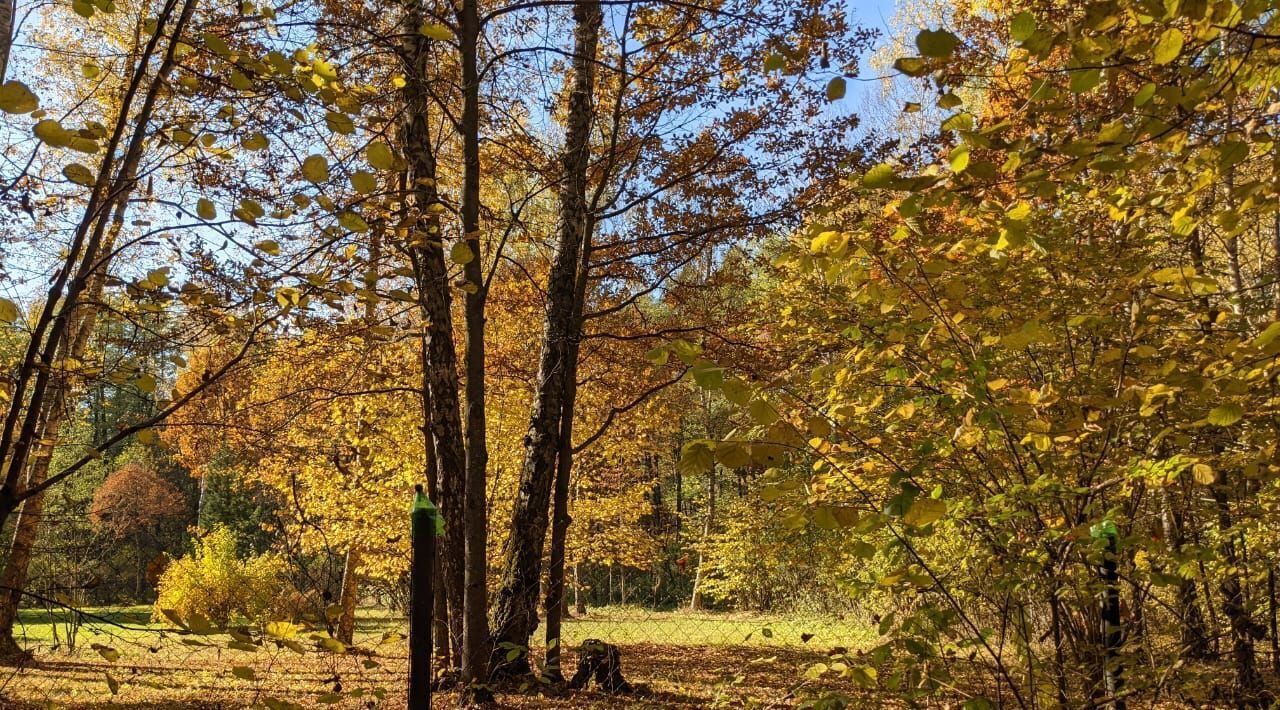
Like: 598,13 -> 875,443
154,526 -> 290,627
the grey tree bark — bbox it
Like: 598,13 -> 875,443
488,0 -> 602,678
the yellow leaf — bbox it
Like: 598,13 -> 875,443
420,23 -> 452,40
301,154 -> 329,183
196,198 -> 217,220
0,297 -> 19,323
1192,463 -> 1216,485
350,171 -> 377,194
241,133 -> 269,151
0,81 -> 39,114
92,643 -> 120,662
134,373 -> 157,393
1152,28 -> 1184,65
338,211 -> 369,233
953,425 -> 983,449
449,241 -> 475,265
367,141 -> 396,170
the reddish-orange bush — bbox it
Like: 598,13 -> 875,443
90,463 -> 187,538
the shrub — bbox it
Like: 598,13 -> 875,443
153,526 -> 290,626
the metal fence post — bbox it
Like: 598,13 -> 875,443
1092,519 -> 1125,710
409,485 -> 438,708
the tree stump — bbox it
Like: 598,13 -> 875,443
568,639 -> 632,693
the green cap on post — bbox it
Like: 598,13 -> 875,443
1089,519 -> 1118,541
412,484 -> 444,537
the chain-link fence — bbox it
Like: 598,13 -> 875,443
0,592 -> 871,708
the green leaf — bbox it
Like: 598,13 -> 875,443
903,498 -> 946,527
1206,403 -> 1243,427
241,133 -> 269,151
0,81 -> 39,114
1152,28 -> 1184,65
338,211 -> 369,233
105,672 -> 119,695
678,440 -> 715,475
62,163 -> 95,186
232,666 -> 256,680
301,154 -> 329,183
691,361 -> 724,389
825,76 -> 846,101
915,29 -> 959,58
255,239 -> 281,256
1069,68 -> 1101,94
1133,82 -> 1156,106
324,110 -> 355,135
949,145 -> 970,173
91,643 -> 120,662
763,53 -> 785,73
862,163 -> 896,189
714,440 -> 751,469
1009,12 -> 1035,42
1253,321 -> 1280,347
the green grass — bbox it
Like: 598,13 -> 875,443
551,606 -> 874,649
14,605 -> 161,648
13,603 -> 873,653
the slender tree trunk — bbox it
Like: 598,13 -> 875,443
1272,211 -> 1280,320
573,564 -> 585,616
336,233 -> 383,648
456,0 -> 492,696
336,548 -> 360,645
0,0 -> 197,532
1212,473 -> 1266,705
0,0 -> 14,82
542,258 -> 589,681
0,162 -> 137,658
1049,588 -> 1069,708
689,470 -> 715,610
544,212 -> 595,668
400,0 -> 469,682
489,0 -> 601,678
1269,567 -> 1278,674
1161,487 -> 1211,659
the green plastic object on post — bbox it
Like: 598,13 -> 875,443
412,490 -> 444,537
1089,519 -> 1118,541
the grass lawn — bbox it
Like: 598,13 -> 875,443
0,605 -> 875,708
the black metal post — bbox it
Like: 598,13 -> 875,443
409,485 -> 435,709
1099,523 -> 1125,710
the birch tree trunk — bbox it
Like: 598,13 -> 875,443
488,0 -> 601,678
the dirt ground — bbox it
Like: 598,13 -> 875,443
0,642 -> 858,708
